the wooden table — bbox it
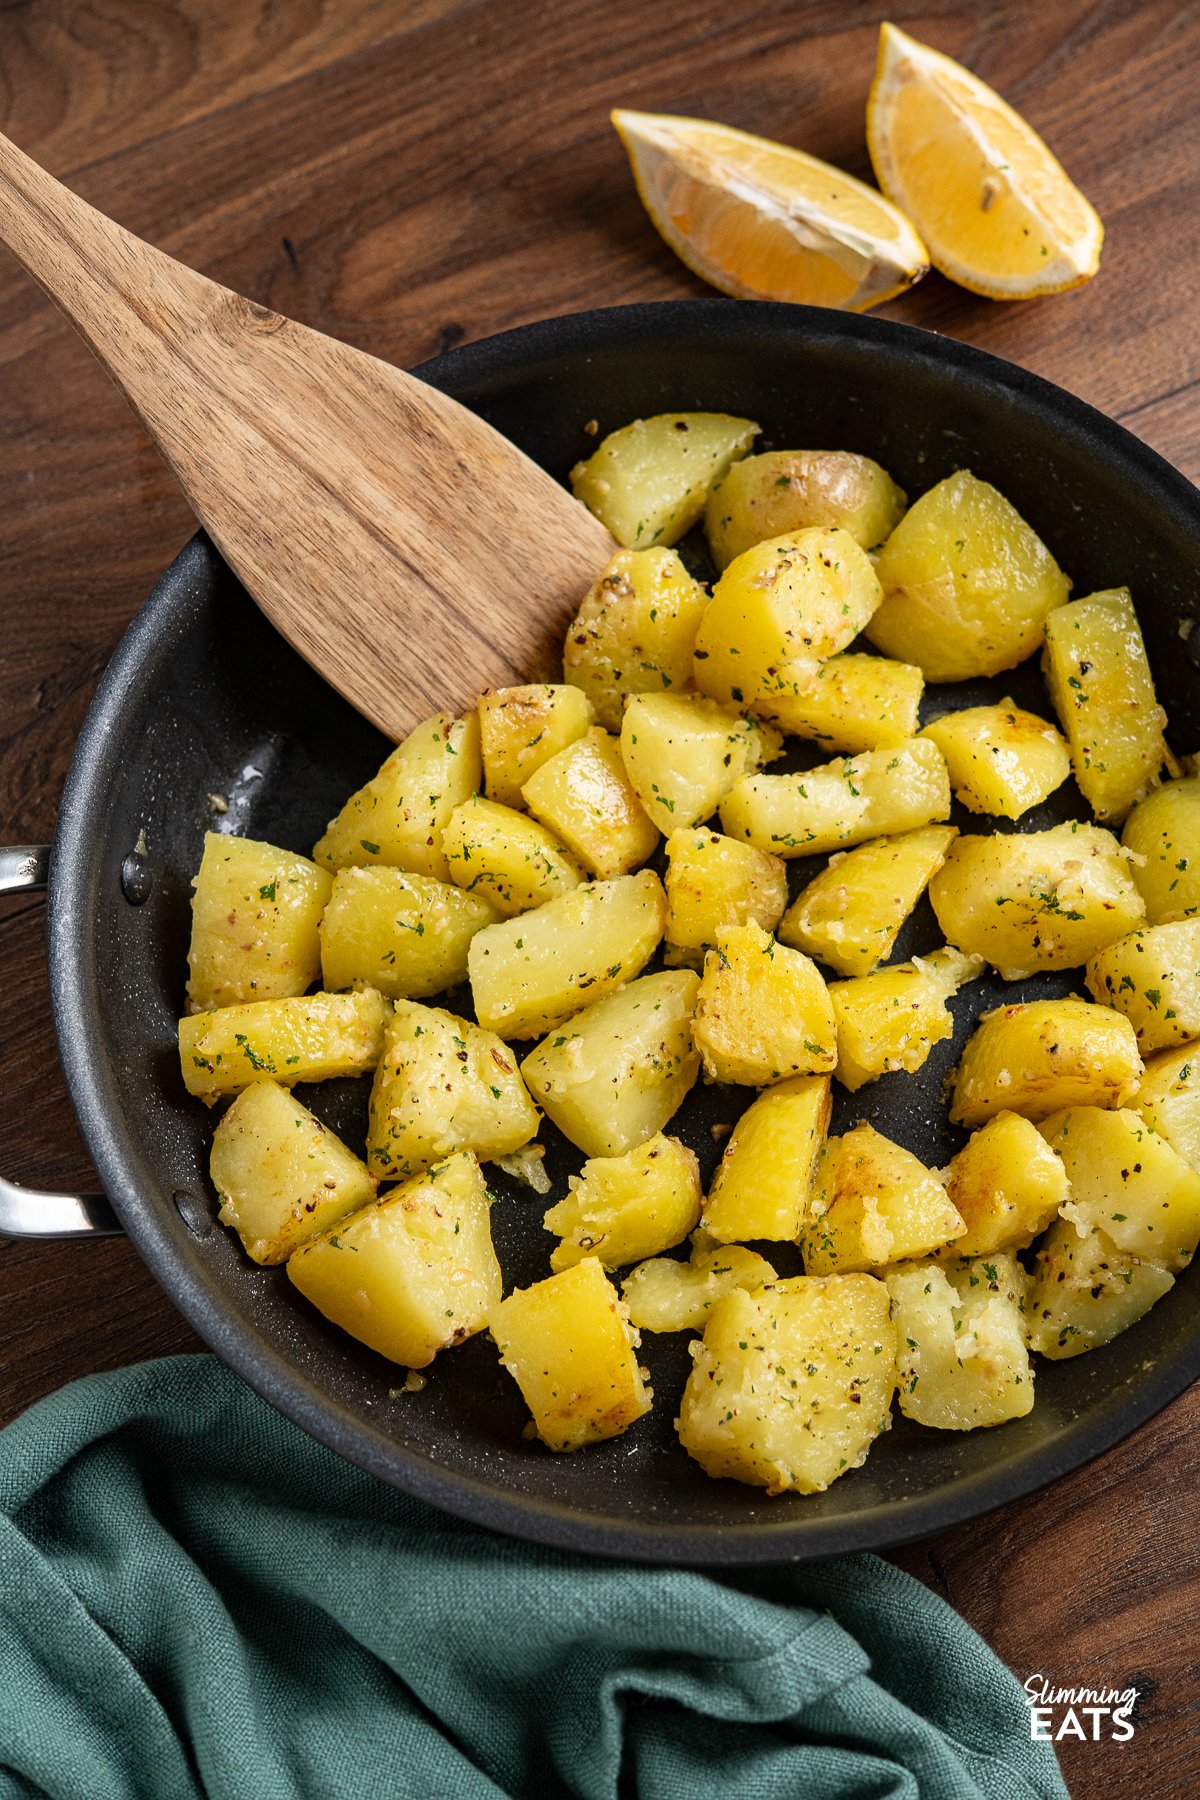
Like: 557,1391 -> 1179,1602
1,4 -> 1195,1792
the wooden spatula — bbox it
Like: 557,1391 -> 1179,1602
0,132 -> 617,740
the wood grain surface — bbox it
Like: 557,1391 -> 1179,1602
1,4 -> 1197,1793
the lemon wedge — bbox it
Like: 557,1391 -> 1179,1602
613,108 -> 929,312
867,22 -> 1103,299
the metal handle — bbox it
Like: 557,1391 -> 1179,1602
1,844 -> 122,1237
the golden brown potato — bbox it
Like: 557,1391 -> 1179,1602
829,947 -> 983,1091
704,448 -> 906,570
1039,1105 -> 1200,1272
692,923 -> 838,1086
619,693 -> 780,833
801,1124 -> 964,1274
521,727 -> 659,878
544,1133 -> 701,1271
941,1111 -> 1068,1257
1026,1217 -> 1174,1359
928,822 -> 1145,979
570,412 -> 758,549
663,828 -> 788,963
179,989 -> 391,1105
319,864 -> 499,999
778,826 -> 956,978
701,1074 -> 832,1242
949,998 -> 1142,1128
478,683 -> 594,808
1122,778 -> 1200,922
920,700 -> 1071,820
313,710 -> 480,881
621,1241 -> 777,1333
563,548 -> 709,732
487,1257 -> 652,1450
442,795 -> 584,917
719,738 -> 951,858
866,471 -> 1070,681
886,1255 -> 1033,1429
187,833 -> 332,1011
1130,1043 -> 1200,1173
764,653 -> 924,754
1085,919 -> 1200,1054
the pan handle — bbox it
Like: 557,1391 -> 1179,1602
0,845 -> 123,1236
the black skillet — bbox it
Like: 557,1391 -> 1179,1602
7,300 -> 1200,1563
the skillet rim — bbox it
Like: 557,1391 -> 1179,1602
47,297 -> 1200,1563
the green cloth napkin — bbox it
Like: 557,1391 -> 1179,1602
0,1355 -> 1067,1800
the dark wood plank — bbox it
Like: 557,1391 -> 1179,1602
2,4 -> 1198,1794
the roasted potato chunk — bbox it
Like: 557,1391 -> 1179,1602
886,1255 -> 1033,1429
187,832 -> 332,1011
1085,919 -> 1200,1053
211,1081 -> 377,1265
544,1133 -> 702,1271
702,1074 -> 832,1242
288,1152 -> 500,1367
829,946 -> 983,1092
720,738 -> 951,858
663,828 -> 787,963
942,1111 -> 1068,1256
692,923 -> 838,1086
866,471 -> 1070,681
478,683 -> 594,808
521,970 -> 700,1158
522,726 -> 659,877
570,412 -> 758,550
1043,587 -> 1169,823
619,692 -> 780,832
621,1241 -> 777,1333
704,448 -> 906,570
563,548 -> 709,732
488,1257 -> 652,1450
1130,1043 -> 1200,1172
765,653 -> 924,754
928,821 -> 1145,979
442,795 -> 583,917
692,527 -> 881,719
1039,1105 -> 1200,1271
778,826 -> 956,977
366,1000 -> 539,1181
801,1124 -> 964,1274
950,998 -> 1142,1128
1026,1217 -> 1174,1359
1122,777 -> 1200,923
319,865 -> 499,999
179,988 -> 391,1104
677,1275 -> 898,1495
468,870 -> 665,1040
313,709 -> 480,881
921,700 -> 1071,820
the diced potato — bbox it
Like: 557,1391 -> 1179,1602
313,710 -> 481,881
1039,1105 -> 1200,1271
1122,778 -> 1200,922
521,726 -> 659,878
562,548 -> 709,732
619,693 -> 781,833
866,470 -> 1070,681
765,653 -> 924,754
704,448 -> 906,570
692,527 -> 881,719
288,1152 -> 500,1367
720,738 -> 951,858
1085,919 -> 1200,1053
928,822 -> 1145,979
801,1124 -> 964,1274
1130,1044 -> 1200,1172
210,1081 -> 377,1265
663,828 -> 787,962
544,1133 -> 701,1271
692,923 -> 837,1086
521,970 -> 700,1158
621,1241 -> 777,1333
179,988 -> 390,1104
487,1257 -> 652,1450
702,1075 -> 832,1242
829,947 -> 983,1092
920,701 -> 1071,820
1026,1216 -> 1174,1359
442,795 -> 583,917
677,1274 -> 897,1495
478,683 -> 594,808
1043,588 -> 1169,823
886,1255 -> 1033,1429
950,998 -> 1142,1129
319,865 -> 499,999
365,1000 -> 538,1181
468,871 -> 665,1040
570,411 -> 758,550
942,1111 -> 1069,1256
187,833 -> 332,1010
779,826 -> 957,978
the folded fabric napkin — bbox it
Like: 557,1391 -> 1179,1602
0,1355 -> 1067,1800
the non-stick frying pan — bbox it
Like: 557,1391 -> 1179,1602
5,300 -> 1199,1562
